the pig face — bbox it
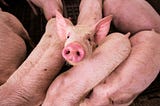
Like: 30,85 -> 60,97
63,25 -> 97,63
56,11 -> 112,65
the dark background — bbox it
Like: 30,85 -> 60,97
0,0 -> 160,105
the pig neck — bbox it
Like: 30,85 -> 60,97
77,0 -> 102,26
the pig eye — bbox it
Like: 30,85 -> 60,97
67,35 -> 70,39
66,33 -> 70,39
88,38 -> 91,42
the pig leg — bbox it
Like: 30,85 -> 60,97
81,30 -> 160,106
103,0 -> 160,34
30,0 -> 63,20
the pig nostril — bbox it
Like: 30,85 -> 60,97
76,51 -> 80,56
66,50 -> 70,54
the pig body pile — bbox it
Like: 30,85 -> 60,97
0,0 -> 159,105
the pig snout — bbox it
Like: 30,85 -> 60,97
62,42 -> 85,64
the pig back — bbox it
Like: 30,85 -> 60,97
0,11 -> 29,85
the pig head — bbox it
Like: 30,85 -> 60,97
55,11 -> 112,65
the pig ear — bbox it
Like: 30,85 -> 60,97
56,11 -> 67,40
94,15 -> 112,44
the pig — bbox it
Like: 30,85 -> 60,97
56,11 -> 112,65
42,32 -> 131,106
80,30 -> 160,106
0,17 -> 66,105
56,0 -> 112,65
0,10 -> 33,85
103,0 -> 160,34
30,0 -> 63,20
